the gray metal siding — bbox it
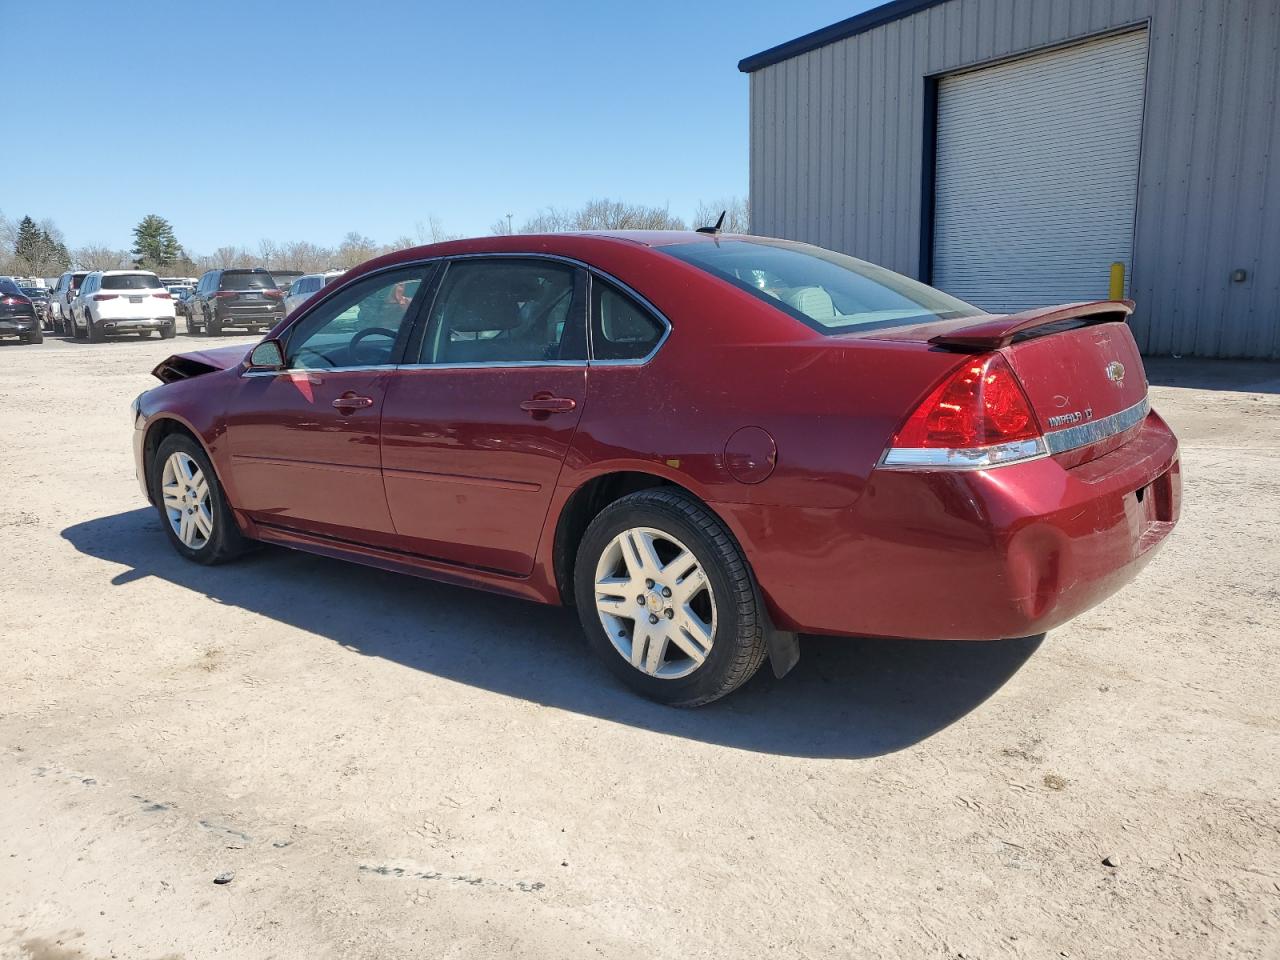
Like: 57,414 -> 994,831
748,0 -> 1280,358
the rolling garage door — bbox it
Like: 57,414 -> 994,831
932,30 -> 1149,313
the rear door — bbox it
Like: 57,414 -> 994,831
223,264 -> 435,543
380,256 -> 588,574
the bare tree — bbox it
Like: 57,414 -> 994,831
274,240 -> 333,272
335,232 -> 378,269
692,197 -> 750,234
72,245 -> 132,270
514,199 -> 686,234
257,238 -> 279,268
415,216 -> 461,244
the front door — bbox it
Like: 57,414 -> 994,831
381,256 -> 588,574
224,264 -> 434,543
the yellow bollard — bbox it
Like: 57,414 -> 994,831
1109,262 -> 1126,301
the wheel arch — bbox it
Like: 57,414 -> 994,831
550,469 -> 740,608
141,414 -> 222,507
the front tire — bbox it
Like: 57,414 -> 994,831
150,433 -> 248,565
572,488 -> 768,707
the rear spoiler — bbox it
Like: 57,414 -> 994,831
930,300 -> 1135,351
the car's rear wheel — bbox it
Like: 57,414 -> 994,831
573,488 -> 768,706
208,315 -> 222,336
161,326 -> 176,340
139,330 -> 152,338
150,434 -> 247,565
87,313 -> 104,343
185,315 -> 197,335
23,329 -> 43,344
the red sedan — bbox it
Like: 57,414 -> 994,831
133,232 -> 1180,705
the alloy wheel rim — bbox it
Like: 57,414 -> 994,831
594,526 -> 717,680
161,452 -> 213,549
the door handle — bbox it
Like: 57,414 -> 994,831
520,396 -> 577,415
332,393 -> 374,410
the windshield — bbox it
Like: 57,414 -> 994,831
101,274 -> 163,290
663,238 -> 982,334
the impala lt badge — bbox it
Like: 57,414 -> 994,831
1106,360 -> 1126,384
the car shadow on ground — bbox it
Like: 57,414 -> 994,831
63,508 -> 1043,759
1144,357 -> 1280,394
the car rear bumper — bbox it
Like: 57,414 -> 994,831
0,317 -> 38,336
98,317 -> 175,331
718,409 -> 1181,640
214,306 -> 282,327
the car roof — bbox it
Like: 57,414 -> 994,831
99,269 -> 158,275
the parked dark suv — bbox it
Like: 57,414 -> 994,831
0,277 -> 42,344
186,268 -> 284,335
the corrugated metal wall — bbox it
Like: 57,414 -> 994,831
747,0 -> 1280,359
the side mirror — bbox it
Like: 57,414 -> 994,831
248,339 -> 285,370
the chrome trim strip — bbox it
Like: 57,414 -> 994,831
242,363 -> 397,378
1044,396 -> 1150,455
880,437 -> 1049,471
396,360 -> 586,371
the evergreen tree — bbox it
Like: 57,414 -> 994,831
131,214 -> 183,269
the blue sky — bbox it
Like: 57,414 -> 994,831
3,0 -> 876,254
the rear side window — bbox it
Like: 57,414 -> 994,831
220,270 -> 276,290
0,278 -> 20,295
419,259 -> 585,364
101,274 -> 162,290
70,273 -> 87,290
590,279 -> 665,361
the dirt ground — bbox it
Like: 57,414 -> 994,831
0,332 -> 1276,960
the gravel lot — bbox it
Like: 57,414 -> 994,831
1,333 -> 1277,959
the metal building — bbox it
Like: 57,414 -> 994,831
740,0 -> 1280,359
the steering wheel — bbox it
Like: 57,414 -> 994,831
349,326 -> 398,365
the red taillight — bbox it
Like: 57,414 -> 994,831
93,294 -> 119,301
1,295 -> 29,306
154,291 -> 172,299
214,291 -> 237,299
263,289 -> 283,298
884,354 -> 1046,469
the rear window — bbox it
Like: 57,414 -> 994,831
220,270 -> 277,290
663,238 -> 983,334
101,274 -> 163,290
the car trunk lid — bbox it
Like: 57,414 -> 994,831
867,301 -> 1150,466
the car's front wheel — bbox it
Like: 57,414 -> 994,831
573,488 -> 768,706
150,433 -> 248,565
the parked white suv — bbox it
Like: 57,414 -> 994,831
71,270 -> 177,341
284,271 -> 343,316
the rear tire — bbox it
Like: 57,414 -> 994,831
139,330 -> 152,338
572,488 -> 768,707
87,313 -> 104,343
23,329 -> 44,344
150,433 -> 248,566
161,326 -> 176,340
208,316 -> 222,336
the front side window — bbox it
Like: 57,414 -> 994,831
418,259 -> 584,364
284,266 -> 430,369
663,238 -> 983,334
590,278 -> 665,361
